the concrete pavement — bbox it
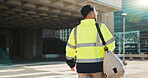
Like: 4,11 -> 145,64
123,61 -> 148,78
0,60 -> 148,78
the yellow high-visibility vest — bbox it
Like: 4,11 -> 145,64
66,19 -> 115,63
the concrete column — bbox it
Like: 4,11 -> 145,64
36,29 -> 42,58
33,29 -> 42,58
21,28 -> 42,58
33,30 -> 37,57
100,12 -> 114,35
100,13 -> 106,24
97,13 -> 101,22
108,12 -> 114,35
23,28 -> 33,58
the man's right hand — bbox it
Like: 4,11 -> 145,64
71,66 -> 76,72
66,59 -> 76,69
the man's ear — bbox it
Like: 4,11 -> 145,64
85,11 -> 94,19
90,11 -> 95,19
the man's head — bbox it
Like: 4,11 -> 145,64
81,5 -> 98,19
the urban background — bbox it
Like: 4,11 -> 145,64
0,0 -> 148,78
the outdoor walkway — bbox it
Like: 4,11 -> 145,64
0,60 -> 148,78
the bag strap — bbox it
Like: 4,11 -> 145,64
95,23 -> 108,51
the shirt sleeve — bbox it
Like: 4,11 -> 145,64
101,24 -> 115,52
65,28 -> 76,60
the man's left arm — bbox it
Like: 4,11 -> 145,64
101,24 -> 115,51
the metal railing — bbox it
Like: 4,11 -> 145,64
116,53 -> 148,60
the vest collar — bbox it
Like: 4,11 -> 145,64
80,19 -> 96,25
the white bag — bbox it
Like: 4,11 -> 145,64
103,50 -> 125,78
95,23 -> 125,78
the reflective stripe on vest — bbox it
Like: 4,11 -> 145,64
67,43 -> 76,49
106,38 -> 114,45
76,43 -> 97,48
66,56 -> 74,60
77,58 -> 104,63
74,26 -> 77,45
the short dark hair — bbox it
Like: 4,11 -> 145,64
81,5 -> 94,18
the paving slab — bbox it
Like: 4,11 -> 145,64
0,61 -> 147,78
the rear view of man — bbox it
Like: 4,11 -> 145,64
65,5 -> 115,78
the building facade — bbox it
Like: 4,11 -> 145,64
60,28 -> 72,42
0,0 -> 121,59
114,0 -> 148,54
42,29 -> 60,39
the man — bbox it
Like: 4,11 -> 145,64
65,5 -> 115,78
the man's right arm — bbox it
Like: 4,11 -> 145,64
65,28 -> 76,68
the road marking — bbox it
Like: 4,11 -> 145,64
24,64 -> 66,69
13,62 -> 65,67
0,69 -> 24,73
0,72 -> 52,78
36,75 -> 78,78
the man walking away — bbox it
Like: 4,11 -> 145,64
65,5 -> 115,78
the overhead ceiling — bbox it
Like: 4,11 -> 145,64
0,0 -> 121,30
